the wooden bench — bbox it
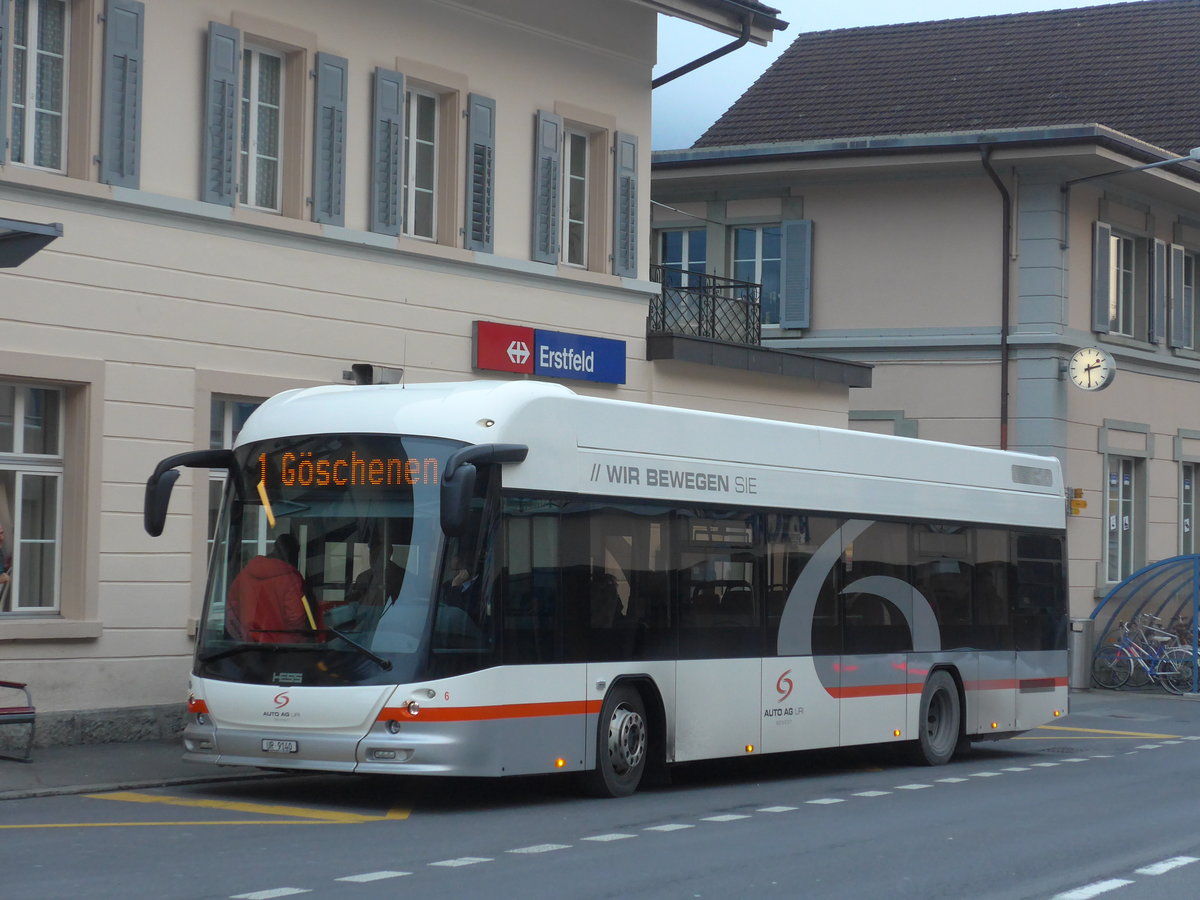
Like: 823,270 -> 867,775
0,680 -> 35,763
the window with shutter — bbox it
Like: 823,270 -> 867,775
312,52 -> 347,227
98,0 -> 143,188
370,68 -> 404,237
1092,221 -> 1150,340
612,131 -> 637,278
464,93 -> 495,253
531,110 -> 562,264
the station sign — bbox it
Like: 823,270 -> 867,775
473,321 -> 626,385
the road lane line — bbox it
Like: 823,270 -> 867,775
1051,879 -> 1133,899
1134,856 -> 1199,875
0,820 -> 322,829
646,823 -> 695,830
582,833 -> 636,841
757,806 -> 798,812
429,857 -> 492,867
231,890 -> 311,899
335,871 -> 411,882
702,813 -> 753,820
1033,725 -> 1183,739
87,791 -> 388,823
508,844 -> 571,853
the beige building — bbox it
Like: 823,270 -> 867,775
652,2 -> 1200,622
0,0 -> 878,735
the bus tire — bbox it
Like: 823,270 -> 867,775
912,670 -> 960,766
582,684 -> 648,798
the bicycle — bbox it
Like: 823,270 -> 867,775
1091,614 -> 1197,694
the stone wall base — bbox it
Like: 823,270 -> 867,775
0,703 -> 186,753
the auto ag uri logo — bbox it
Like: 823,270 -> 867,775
776,669 -> 794,702
273,691 -> 291,710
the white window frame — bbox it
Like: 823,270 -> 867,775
659,228 -> 707,286
9,0 -> 69,172
1180,249 -> 1198,350
561,129 -> 589,267
208,396 -> 261,546
239,44 -> 284,212
1106,455 -> 1140,583
0,383 -> 64,614
1183,461 -> 1196,556
1107,231 -> 1144,338
403,87 -> 439,240
732,224 -> 783,325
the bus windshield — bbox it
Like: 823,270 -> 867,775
196,434 -> 469,687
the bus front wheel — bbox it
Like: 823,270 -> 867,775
912,670 -> 961,766
582,685 -> 648,797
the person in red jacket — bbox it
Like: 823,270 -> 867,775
226,534 -> 321,643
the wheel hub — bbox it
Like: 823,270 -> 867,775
607,705 -> 646,774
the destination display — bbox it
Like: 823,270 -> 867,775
258,451 -> 440,488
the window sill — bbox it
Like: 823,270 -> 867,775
0,162 -> 111,200
1098,334 -> 1153,352
0,618 -> 103,642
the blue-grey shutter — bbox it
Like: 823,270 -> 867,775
464,93 -> 496,253
370,67 -> 404,236
612,131 -> 638,277
531,110 -> 562,264
1170,243 -> 1188,349
312,52 -> 348,226
778,219 -> 814,329
202,23 -> 240,206
0,0 -> 8,164
1150,239 -> 1167,344
1091,222 -> 1112,334
99,0 -> 145,188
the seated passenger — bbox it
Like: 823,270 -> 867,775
226,534 -> 322,643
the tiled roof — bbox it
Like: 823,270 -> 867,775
693,0 -> 1200,155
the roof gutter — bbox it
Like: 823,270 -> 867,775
652,11 -> 753,88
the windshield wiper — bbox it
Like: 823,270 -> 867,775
323,625 -> 393,671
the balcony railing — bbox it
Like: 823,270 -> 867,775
648,265 -> 762,346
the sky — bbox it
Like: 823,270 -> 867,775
652,0 -> 1117,149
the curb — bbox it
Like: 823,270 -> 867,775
0,770 -> 277,802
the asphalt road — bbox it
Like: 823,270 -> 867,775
4,690 -> 1199,900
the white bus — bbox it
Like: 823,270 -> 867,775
145,380 -> 1068,797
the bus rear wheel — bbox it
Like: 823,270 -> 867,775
912,670 -> 960,766
582,685 -> 647,797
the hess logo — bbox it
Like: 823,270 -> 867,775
273,691 -> 290,710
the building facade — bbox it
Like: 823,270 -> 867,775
652,1 -> 1200,620
0,0 -> 878,732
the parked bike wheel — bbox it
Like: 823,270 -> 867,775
1160,647 -> 1197,695
1092,645 -> 1132,689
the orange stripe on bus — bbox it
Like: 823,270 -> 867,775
826,684 -> 921,699
828,675 -> 1066,700
378,699 -> 604,723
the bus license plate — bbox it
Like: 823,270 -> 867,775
262,739 -> 298,754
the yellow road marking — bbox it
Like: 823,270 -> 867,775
87,791 -> 408,824
1015,724 -> 1184,740
0,820 -> 322,829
